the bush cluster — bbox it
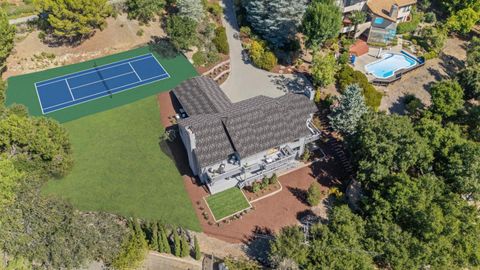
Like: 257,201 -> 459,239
336,65 -> 383,110
213,26 -> 229,54
249,40 -> 278,71
397,10 -> 423,34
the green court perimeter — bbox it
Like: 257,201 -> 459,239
205,188 -> 251,222
6,45 -> 197,123
42,96 -> 201,231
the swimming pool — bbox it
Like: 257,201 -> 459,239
365,53 -> 418,79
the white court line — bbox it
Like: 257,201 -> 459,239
35,54 -> 153,87
42,73 -> 170,112
33,83 -> 45,114
69,71 -> 135,90
128,62 -> 142,82
150,54 -> 171,80
64,79 -> 75,101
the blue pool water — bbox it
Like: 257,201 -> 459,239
374,17 -> 384,25
365,53 -> 417,79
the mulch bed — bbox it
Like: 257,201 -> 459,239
195,54 -> 229,75
243,182 -> 282,202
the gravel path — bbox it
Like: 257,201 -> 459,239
219,0 -> 311,102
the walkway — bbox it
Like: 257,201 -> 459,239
220,0 -> 312,102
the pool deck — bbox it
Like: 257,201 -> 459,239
353,44 -> 405,83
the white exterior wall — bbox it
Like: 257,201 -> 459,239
178,125 -> 201,177
397,5 -> 413,22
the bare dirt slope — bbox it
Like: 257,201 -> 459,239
4,13 -> 165,79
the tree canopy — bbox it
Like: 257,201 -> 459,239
242,0 -> 308,48
349,112 -> 433,187
176,0 -> 205,23
126,0 -> 165,23
34,0 -> 112,40
429,80 -> 464,118
166,15 -> 198,50
0,8 -> 15,69
328,84 -> 368,135
302,0 -> 342,48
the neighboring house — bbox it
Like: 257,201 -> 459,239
173,76 -> 320,194
337,0 -> 416,43
367,0 -> 416,44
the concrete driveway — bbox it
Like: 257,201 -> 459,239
220,0 -> 312,102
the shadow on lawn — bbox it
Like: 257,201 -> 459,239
159,128 -> 195,178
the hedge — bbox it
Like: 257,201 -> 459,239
213,26 -> 229,54
336,65 -> 383,110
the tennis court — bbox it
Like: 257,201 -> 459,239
35,53 -> 169,114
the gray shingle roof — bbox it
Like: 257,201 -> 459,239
178,114 -> 234,169
172,76 -> 232,116
174,76 -> 317,168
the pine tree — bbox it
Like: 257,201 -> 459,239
328,84 -> 368,135
150,221 -> 159,250
0,8 -> 15,69
194,236 -> 201,260
173,229 -> 181,257
34,0 -> 112,40
180,233 -> 190,258
242,0 -> 308,48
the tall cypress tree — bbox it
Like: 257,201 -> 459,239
173,229 -> 181,257
194,236 -> 201,260
161,227 -> 172,254
150,221 -> 159,250
180,233 -> 190,257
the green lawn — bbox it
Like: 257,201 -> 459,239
6,45 -> 197,123
42,96 -> 201,231
206,188 -> 251,221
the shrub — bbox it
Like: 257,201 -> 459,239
192,51 -> 207,67
248,39 -> 277,71
206,2 -> 222,17
404,94 -> 423,115
136,29 -> 144,36
213,26 -> 229,54
252,182 -> 261,193
338,51 -> 350,65
397,10 -> 423,34
269,174 -> 278,185
259,51 -> 277,71
362,83 -> 383,110
260,177 -> 269,190
240,26 -> 251,37
424,12 -> 436,23
336,65 -> 382,110
306,183 -> 321,206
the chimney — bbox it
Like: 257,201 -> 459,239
390,4 -> 399,19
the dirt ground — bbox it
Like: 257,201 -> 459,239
378,37 -> 468,114
4,13 -> 165,79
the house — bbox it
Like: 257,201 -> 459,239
172,76 -> 320,194
337,0 -> 416,44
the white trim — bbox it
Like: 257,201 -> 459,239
69,71 -> 136,90
42,73 -> 170,114
35,54 -> 153,87
128,62 -> 142,81
64,79 -> 75,101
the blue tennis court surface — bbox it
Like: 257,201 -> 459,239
35,53 -> 170,114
